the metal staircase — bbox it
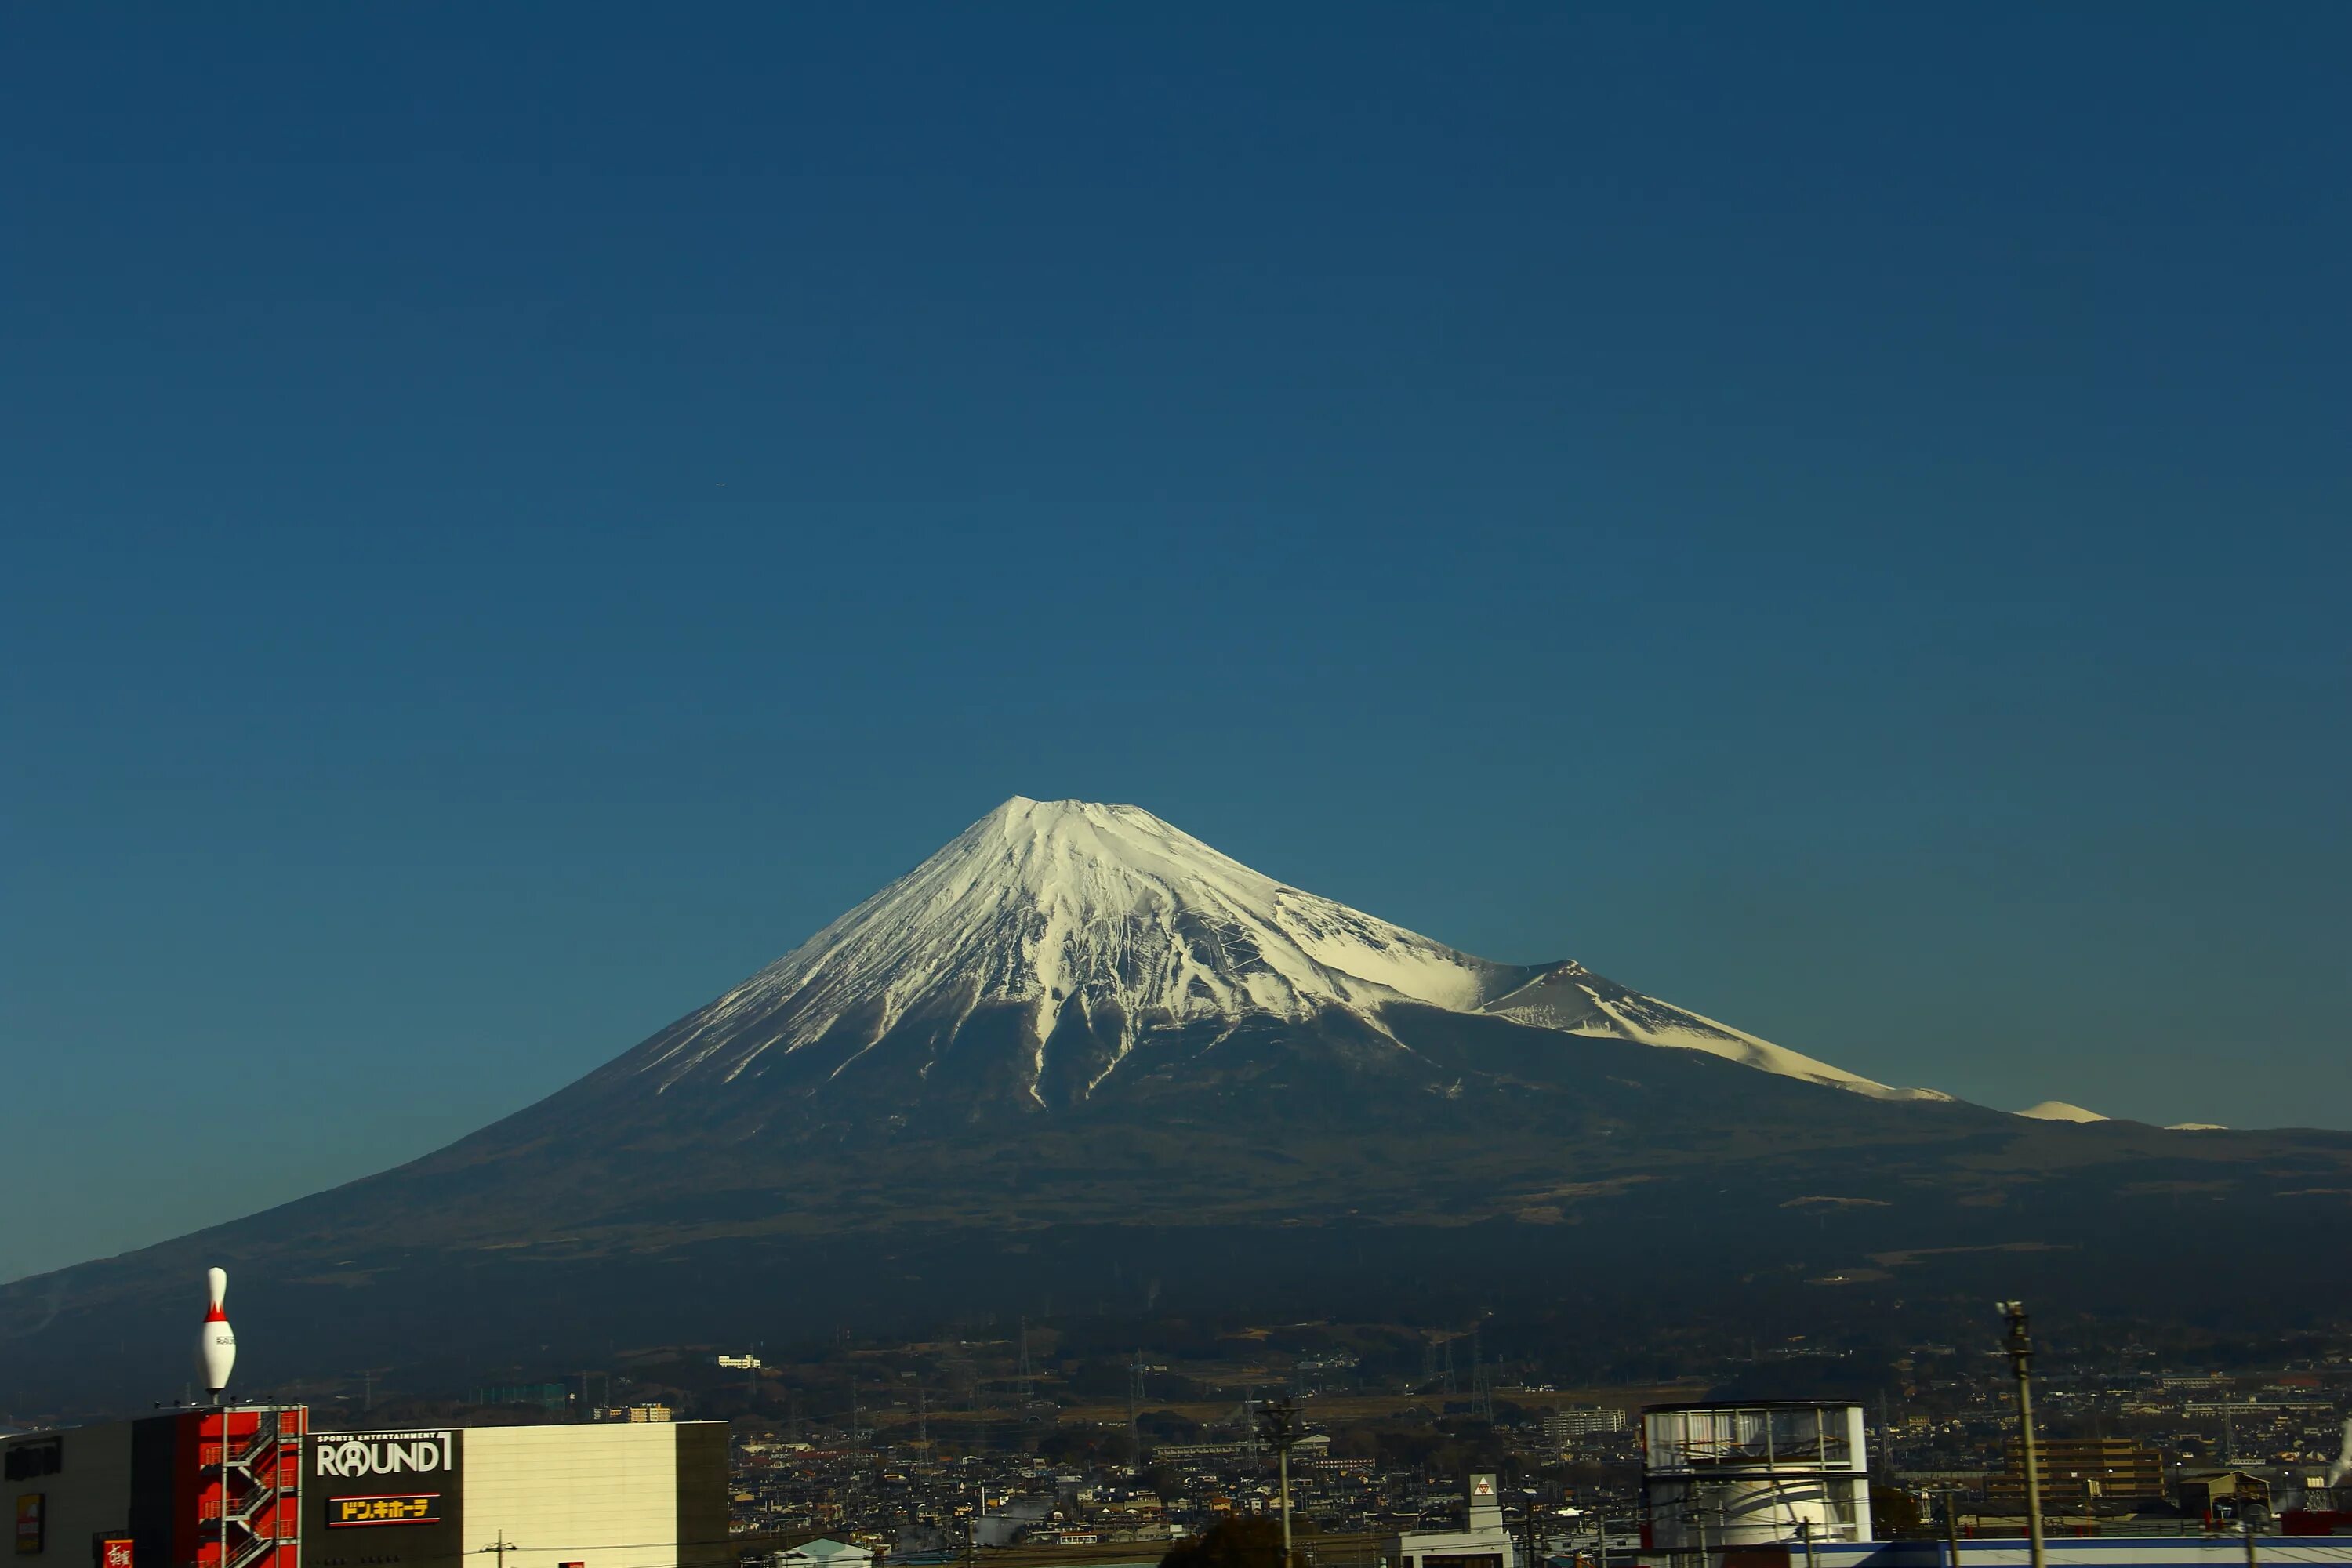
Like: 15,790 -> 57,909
198,1406 -> 304,1568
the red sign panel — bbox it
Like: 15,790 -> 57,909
101,1537 -> 135,1568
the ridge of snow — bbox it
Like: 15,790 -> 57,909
1473,965 -> 1951,1102
2016,1100 -> 2108,1123
636,796 -> 1949,1106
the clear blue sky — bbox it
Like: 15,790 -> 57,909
4,5 -> 2347,1283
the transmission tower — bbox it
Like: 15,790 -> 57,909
1017,1317 -> 1033,1400
1471,1326 -> 1494,1421
1127,1351 -> 1149,1462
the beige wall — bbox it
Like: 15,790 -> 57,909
463,1425 -> 680,1568
9,1421 -> 134,1566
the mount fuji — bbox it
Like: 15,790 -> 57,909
4,797 -> 2349,1417
601,796 -> 1947,1118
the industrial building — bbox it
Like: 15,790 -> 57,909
1806,1543 -> 2352,1568
1635,1397 -> 2352,1568
1641,1402 -> 1875,1568
2,1410 -> 728,1568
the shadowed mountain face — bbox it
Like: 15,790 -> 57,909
5,800 -> 2348,1420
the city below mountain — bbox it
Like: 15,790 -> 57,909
4,798 -> 2347,1419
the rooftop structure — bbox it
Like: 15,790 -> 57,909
1642,1401 -> 1874,1568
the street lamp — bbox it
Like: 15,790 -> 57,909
1257,1397 -> 1302,1566
1996,1302 -> 2046,1568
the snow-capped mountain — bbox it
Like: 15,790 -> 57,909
11,795 -> 2349,1416
616,797 -> 1945,1109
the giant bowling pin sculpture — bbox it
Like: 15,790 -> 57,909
200,1267 -> 237,1401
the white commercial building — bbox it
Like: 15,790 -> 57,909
1389,1473 -> 1517,1568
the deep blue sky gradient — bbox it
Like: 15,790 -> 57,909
4,5 -> 2348,1282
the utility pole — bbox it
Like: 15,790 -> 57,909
1938,1490 -> 1963,1568
1257,1397 -> 1301,1566
1998,1301 -> 2047,1568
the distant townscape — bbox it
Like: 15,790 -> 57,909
9,1297 -> 2351,1568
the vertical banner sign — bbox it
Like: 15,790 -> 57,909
13,1495 -> 41,1555
100,1538 -> 136,1568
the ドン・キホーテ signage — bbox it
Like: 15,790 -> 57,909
328,1496 -> 441,1528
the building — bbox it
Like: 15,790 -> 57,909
3,1412 -> 728,1568
1805,1541 -> 2352,1568
2176,1472 -> 2269,1523
1387,1473 -> 1517,1568
1544,1408 -> 1628,1443
772,1538 -> 872,1568
1984,1439 -> 2165,1512
596,1405 -> 676,1424
1642,1402 -> 1873,1568
971,1495 -> 1053,1548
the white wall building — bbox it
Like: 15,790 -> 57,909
1389,1473 -> 1517,1568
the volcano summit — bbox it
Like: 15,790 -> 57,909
5,797 -> 2349,1416
600,796 -> 1946,1120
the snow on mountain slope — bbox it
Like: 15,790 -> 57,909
2017,1100 -> 2108,1123
1476,963 -> 1948,1102
633,797 -> 1944,1105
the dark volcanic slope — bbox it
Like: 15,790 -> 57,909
5,799 -> 2347,1419
6,1002 -> 2349,1418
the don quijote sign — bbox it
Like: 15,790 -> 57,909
314,1432 -> 456,1479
